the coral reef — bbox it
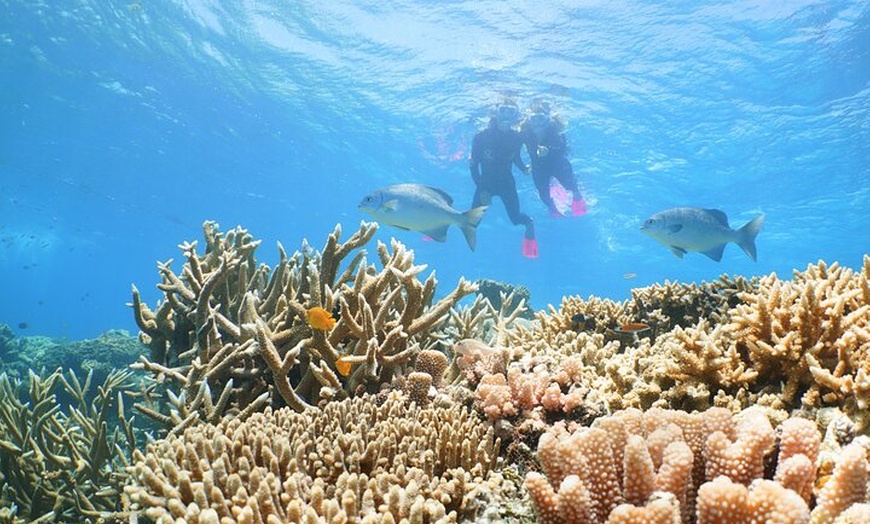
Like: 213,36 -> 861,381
523,406 -> 869,523
0,325 -> 17,367
487,258 -> 870,429
0,368 -> 139,523
476,279 -> 535,320
0,329 -> 145,386
124,391 -> 501,523
5,213 -> 867,524
520,275 -> 755,347
130,221 -> 476,430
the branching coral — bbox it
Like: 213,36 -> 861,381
124,391 -> 501,523
513,275 -> 754,353
727,259 -> 870,417
488,258 -> 870,429
130,221 -> 477,430
0,368 -> 138,523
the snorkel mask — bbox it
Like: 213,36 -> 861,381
495,103 -> 520,127
528,112 -> 549,129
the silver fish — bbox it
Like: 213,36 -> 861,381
359,183 -> 487,250
452,338 -> 499,357
640,207 -> 765,261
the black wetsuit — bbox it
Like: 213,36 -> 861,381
521,123 -> 580,211
469,121 -> 534,238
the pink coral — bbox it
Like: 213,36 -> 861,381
696,476 -> 810,524
811,441 -> 869,524
524,407 -> 846,524
775,417 -> 820,502
704,409 -> 775,485
508,367 -> 550,410
524,471 -> 563,524
474,373 -> 516,421
607,494 -> 681,524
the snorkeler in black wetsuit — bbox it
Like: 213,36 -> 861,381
520,103 -> 586,217
469,101 -> 538,258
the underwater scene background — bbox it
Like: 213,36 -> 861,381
1,0 -> 867,340
1,1 -> 869,524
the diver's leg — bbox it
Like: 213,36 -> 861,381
472,186 -> 492,208
533,169 -> 561,217
555,159 -> 586,216
498,179 -> 538,258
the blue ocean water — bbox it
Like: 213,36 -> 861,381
1,1 -> 867,341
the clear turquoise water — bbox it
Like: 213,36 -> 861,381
1,1 -> 867,340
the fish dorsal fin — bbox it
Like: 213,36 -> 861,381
704,208 -> 730,227
424,186 -> 454,205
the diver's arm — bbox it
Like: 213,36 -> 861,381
512,137 -> 530,174
469,137 -> 482,184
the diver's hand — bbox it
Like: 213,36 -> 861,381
537,145 -> 549,157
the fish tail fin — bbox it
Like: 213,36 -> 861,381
736,213 -> 765,261
460,206 -> 488,250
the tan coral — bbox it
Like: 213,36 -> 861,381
0,369 -> 137,522
124,392 -> 500,523
415,349 -> 448,388
495,259 -> 870,427
523,407 -> 855,524
811,440 -> 870,524
704,408 -> 775,485
775,417 -> 821,502
130,221 -> 478,428
832,503 -> 870,523
474,373 -> 516,421
727,258 -> 870,425
696,476 -> 810,524
607,492 -> 681,524
406,371 -> 433,407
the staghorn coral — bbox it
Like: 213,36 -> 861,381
0,368 -> 139,523
124,391 -> 501,523
656,258 -> 870,421
489,258 -> 870,428
521,406 -> 857,524
130,221 -> 477,430
727,259 -> 870,420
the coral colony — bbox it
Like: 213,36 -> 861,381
0,220 -> 868,523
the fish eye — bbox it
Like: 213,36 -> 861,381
363,196 -> 373,203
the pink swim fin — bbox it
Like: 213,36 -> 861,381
571,195 -> 587,216
522,237 -> 539,259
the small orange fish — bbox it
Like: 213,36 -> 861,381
335,357 -> 352,377
615,322 -> 651,334
306,306 -> 336,331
